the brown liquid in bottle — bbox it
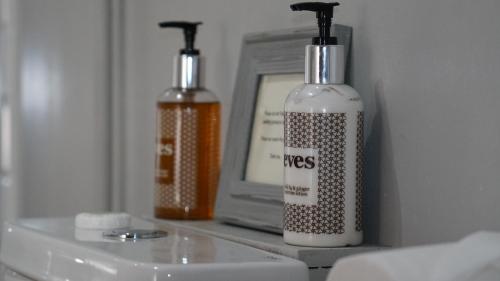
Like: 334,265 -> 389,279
155,102 -> 220,219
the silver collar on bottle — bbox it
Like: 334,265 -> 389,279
305,45 -> 344,84
172,54 -> 204,89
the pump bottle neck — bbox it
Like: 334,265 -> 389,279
305,44 -> 344,84
173,54 -> 204,89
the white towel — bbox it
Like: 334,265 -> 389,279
432,232 -> 500,281
328,232 -> 500,281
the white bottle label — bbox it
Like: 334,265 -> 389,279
283,147 -> 319,205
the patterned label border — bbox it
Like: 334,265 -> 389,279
284,112 -> 347,234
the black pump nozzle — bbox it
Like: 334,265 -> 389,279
158,21 -> 202,55
290,2 -> 339,45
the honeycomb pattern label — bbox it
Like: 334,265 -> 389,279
284,112 -> 347,234
155,107 -> 198,209
158,109 -> 176,138
355,111 -> 364,232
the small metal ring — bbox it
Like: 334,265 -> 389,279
103,229 -> 168,241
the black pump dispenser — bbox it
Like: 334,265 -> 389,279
158,21 -> 204,89
290,2 -> 344,84
158,21 -> 202,55
290,2 -> 339,45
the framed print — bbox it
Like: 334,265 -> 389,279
245,73 -> 303,186
216,25 -> 352,233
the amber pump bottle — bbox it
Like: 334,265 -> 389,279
155,21 -> 220,220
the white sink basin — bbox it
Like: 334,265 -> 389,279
0,217 -> 308,281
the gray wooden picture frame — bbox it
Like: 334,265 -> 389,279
216,25 -> 353,233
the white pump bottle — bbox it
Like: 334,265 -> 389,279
284,2 -> 364,247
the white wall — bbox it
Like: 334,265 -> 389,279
13,0 -> 111,217
0,0 -> 21,223
122,0 -> 500,246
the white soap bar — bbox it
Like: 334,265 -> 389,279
75,213 -> 131,229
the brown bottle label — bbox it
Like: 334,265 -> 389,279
155,106 -> 199,209
156,141 -> 174,179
